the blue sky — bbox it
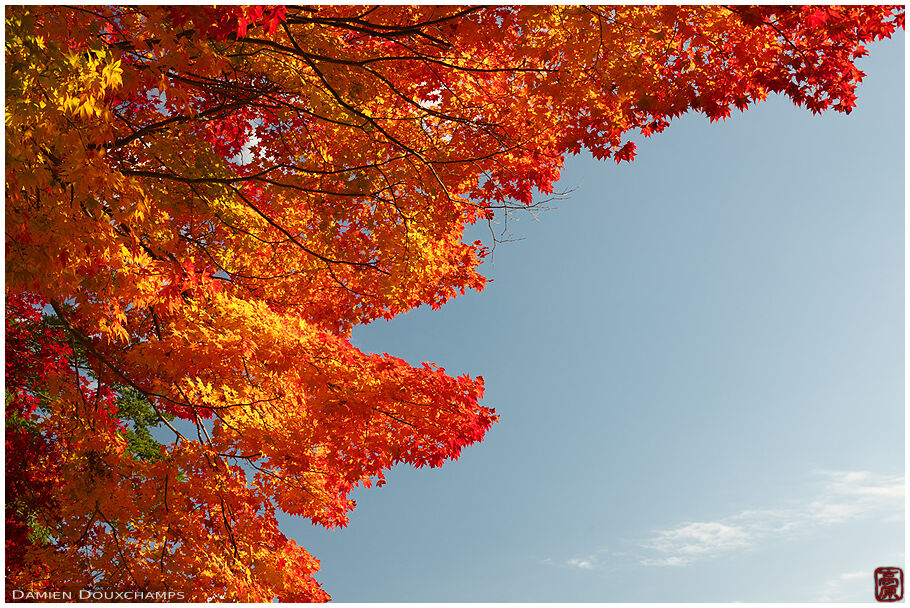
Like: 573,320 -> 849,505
279,30 -> 904,603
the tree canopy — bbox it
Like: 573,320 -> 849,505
5,4 -> 903,601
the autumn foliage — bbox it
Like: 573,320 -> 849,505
5,5 -> 903,601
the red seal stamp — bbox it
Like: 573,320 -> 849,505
875,567 -> 903,602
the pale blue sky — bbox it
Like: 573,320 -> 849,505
279,31 -> 904,603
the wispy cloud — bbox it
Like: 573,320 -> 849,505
567,555 -> 599,570
816,570 -> 868,602
550,470 -> 903,571
543,550 -> 611,571
637,470 -> 903,567
640,521 -> 752,566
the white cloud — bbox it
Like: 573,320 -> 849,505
816,570 -> 868,602
820,470 -> 904,499
805,500 -> 860,525
636,470 -> 903,567
555,549 -> 613,571
545,470 -> 903,573
567,556 -> 597,570
639,555 -> 690,567
645,521 -> 751,558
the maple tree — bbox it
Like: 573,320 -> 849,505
5,4 -> 903,601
